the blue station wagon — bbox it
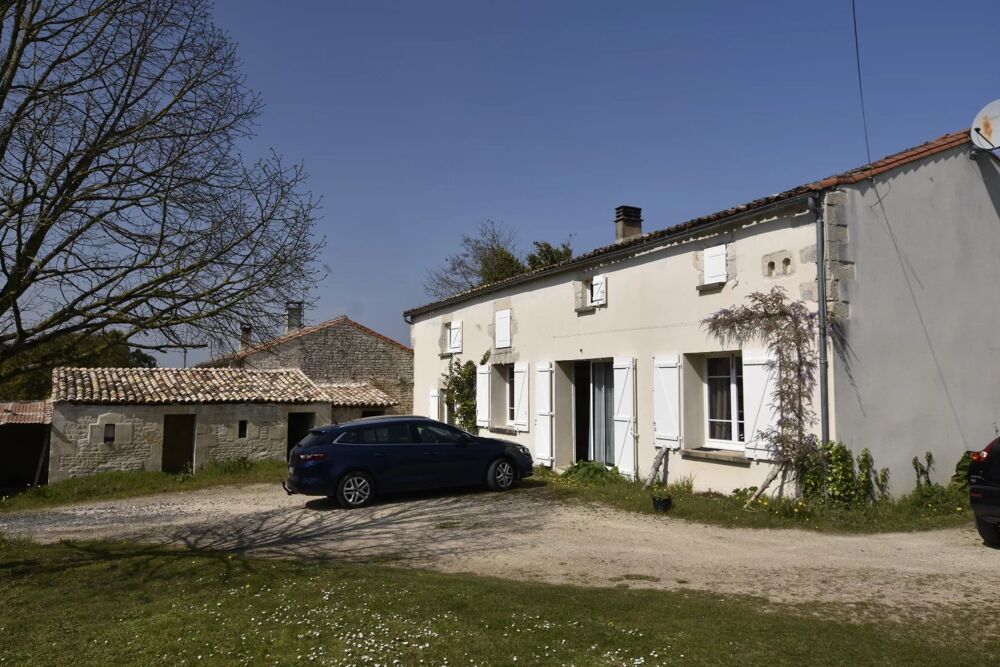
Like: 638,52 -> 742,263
284,415 -> 534,508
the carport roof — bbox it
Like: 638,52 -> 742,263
52,367 -> 331,405
0,400 -> 52,426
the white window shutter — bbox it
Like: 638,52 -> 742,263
742,349 -> 779,460
534,362 -> 554,463
495,309 -> 512,349
652,354 -> 681,450
447,320 -> 462,353
590,274 -> 607,306
704,244 -> 728,284
513,362 -> 529,431
612,357 -> 636,477
428,389 -> 439,421
475,365 -> 491,428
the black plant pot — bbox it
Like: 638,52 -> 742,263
652,496 -> 673,512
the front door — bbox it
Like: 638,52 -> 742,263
591,361 -> 615,465
162,414 -> 195,473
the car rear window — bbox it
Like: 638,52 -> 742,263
339,423 -> 413,444
297,431 -> 335,448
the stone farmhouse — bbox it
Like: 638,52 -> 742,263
202,310 -> 414,422
405,129 -> 1000,492
47,367 -> 332,482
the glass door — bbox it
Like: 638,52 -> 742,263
591,361 -> 615,465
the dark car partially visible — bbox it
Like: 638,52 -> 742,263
970,436 -> 1000,547
284,415 -> 534,508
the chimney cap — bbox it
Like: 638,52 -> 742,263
614,205 -> 643,243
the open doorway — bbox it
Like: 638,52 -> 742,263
162,414 -> 195,473
572,360 -> 614,464
287,412 -> 316,456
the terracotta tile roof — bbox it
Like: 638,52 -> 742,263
404,129 -> 971,318
0,400 -> 52,426
318,383 -> 396,407
202,315 -> 412,367
51,367 -> 330,405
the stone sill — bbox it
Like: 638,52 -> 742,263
487,425 -> 518,436
681,447 -> 750,466
696,281 -> 726,293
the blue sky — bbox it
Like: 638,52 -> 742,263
186,0 -> 998,360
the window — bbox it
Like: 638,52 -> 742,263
446,320 -> 462,353
103,423 -> 116,444
238,420 -> 248,438
589,274 -> 607,306
706,355 -> 744,446
494,309 -> 512,348
341,423 -> 414,444
505,364 -> 516,424
415,423 -> 467,444
361,409 -> 384,418
703,244 -> 728,284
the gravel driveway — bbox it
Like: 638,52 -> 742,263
2,483 -> 995,618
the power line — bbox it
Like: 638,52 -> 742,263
851,0 -> 873,171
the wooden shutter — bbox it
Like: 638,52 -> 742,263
590,274 -> 607,306
476,365 -> 491,428
513,362 -> 529,431
447,320 -> 462,353
652,354 -> 681,450
703,244 -> 728,284
612,357 -> 636,477
534,362 -> 554,463
495,309 -> 512,348
428,389 -> 439,420
742,349 -> 779,460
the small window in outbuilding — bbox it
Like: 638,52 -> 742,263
103,423 -> 116,444
238,420 -> 248,439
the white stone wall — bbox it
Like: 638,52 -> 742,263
49,402 -> 332,482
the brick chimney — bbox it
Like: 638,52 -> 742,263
239,324 -> 252,350
614,205 -> 642,243
285,301 -> 304,333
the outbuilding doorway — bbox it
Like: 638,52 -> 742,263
287,411 -> 316,456
162,414 -> 195,473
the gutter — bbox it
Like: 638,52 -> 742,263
808,195 -> 831,445
404,192 -> 816,322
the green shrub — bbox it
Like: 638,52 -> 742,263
950,451 -> 972,492
562,460 -> 623,484
798,442 -> 890,508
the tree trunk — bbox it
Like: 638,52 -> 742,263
643,447 -> 669,488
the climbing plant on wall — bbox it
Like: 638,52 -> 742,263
702,287 -> 826,502
441,351 -> 491,433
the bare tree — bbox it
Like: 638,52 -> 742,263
0,0 -> 322,384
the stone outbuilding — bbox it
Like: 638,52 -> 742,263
203,313 -> 414,420
48,367 -> 332,482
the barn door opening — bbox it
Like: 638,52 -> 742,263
162,414 -> 195,473
287,412 -> 316,456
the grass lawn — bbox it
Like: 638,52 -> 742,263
521,467 -> 974,534
0,459 -> 287,513
0,538 -> 991,666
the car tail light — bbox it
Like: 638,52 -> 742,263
972,438 -> 999,463
299,452 -> 327,462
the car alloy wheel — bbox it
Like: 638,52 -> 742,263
494,461 -> 514,489
341,474 -> 371,507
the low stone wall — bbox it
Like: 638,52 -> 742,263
49,402 -> 331,482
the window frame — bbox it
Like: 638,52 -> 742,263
704,353 -> 745,451
506,364 -> 516,426
103,423 -> 116,445
237,420 -> 248,439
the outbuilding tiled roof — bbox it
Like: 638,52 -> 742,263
52,367 -> 331,405
0,400 -> 52,426
202,315 -> 412,367
404,129 -> 971,318
318,383 -> 396,407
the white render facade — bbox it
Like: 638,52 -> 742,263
410,202 -> 822,492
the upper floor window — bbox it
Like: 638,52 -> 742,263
494,309 -> 511,349
589,274 -> 607,307
443,320 -> 462,354
703,244 -> 728,284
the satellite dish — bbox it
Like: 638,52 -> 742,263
971,99 -> 1000,150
